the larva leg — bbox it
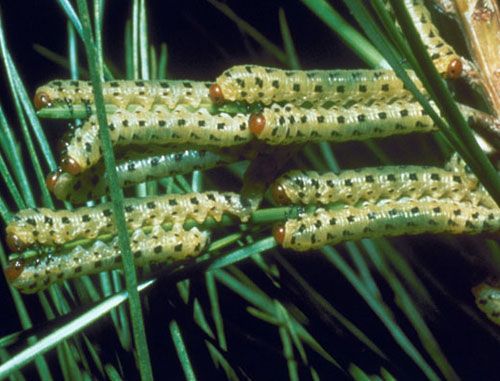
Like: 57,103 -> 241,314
60,106 -> 251,174
270,163 -> 492,207
273,200 -> 500,251
34,80 -> 213,111
5,225 -> 209,294
5,192 -> 252,251
210,65 -> 425,105
48,149 -> 240,203
471,279 -> 500,326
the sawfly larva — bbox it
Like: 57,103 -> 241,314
273,199 -> 500,251
249,101 -> 496,145
270,156 -> 496,208
60,105 -> 251,175
209,65 -> 424,105
4,224 -> 209,293
6,191 -> 251,252
34,79 -> 212,111
383,0 -> 463,78
471,279 -> 500,326
48,149 -> 240,203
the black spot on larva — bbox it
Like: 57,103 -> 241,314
85,142 -> 92,152
400,109 -> 409,117
358,85 -> 367,93
147,202 -> 156,209
159,120 -> 166,127
175,243 -> 183,252
430,173 -> 440,181
347,215 -> 355,223
337,116 -> 345,124
357,114 -> 366,122
314,85 -> 323,93
82,214 -> 91,222
292,83 -> 300,92
378,112 -> 387,119
183,82 -> 193,88
169,199 -> 178,206
336,85 -> 345,93
61,216 -> 70,224
381,84 -> 389,92
178,119 -> 186,126
365,175 -> 374,183
409,173 -> 418,181
344,179 -> 353,186
103,209 -> 112,217
272,80 -> 279,89
125,206 -> 134,212
217,123 -> 225,130
74,266 -> 82,273
317,116 -> 325,123
411,207 -> 419,214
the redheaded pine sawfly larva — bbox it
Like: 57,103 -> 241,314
248,101 -> 497,145
48,149 -> 240,203
383,0 -> 463,79
5,224 -> 209,293
34,79 -> 212,111
471,279 -> 500,326
5,191 -> 251,252
249,100 -> 436,144
209,65 -> 424,105
272,199 -> 500,251
60,106 -> 251,175
270,157 -> 496,209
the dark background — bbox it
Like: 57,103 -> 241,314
0,1 -> 498,380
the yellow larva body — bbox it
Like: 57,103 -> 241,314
34,79 -> 212,111
6,192 -> 251,251
251,101 -> 495,145
8,225 -> 209,294
271,165 -> 495,208
401,0 -> 462,77
276,200 -> 500,251
213,65 -> 424,105
253,100 -> 437,145
471,280 -> 500,326
63,106 -> 251,173
51,149 -> 240,203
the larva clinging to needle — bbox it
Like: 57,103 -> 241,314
383,0 -> 464,79
270,156 -> 496,208
273,199 -> 500,251
47,149 -> 240,203
248,101 -> 497,145
6,191 -> 251,252
5,225 -> 209,294
34,79 -> 213,111
209,65 -> 425,105
59,105 -> 251,175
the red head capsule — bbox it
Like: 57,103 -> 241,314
33,91 -> 52,110
270,183 -> 292,205
272,224 -> 286,245
446,59 -> 463,79
60,156 -> 82,175
6,234 -> 26,253
45,169 -> 62,192
209,84 -> 225,104
4,259 -> 25,282
249,113 -> 266,135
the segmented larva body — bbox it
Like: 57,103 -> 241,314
273,199 -> 500,251
210,65 -> 424,105
397,0 -> 463,78
270,164 -> 496,208
61,106 -> 251,174
5,225 -> 209,294
471,280 -> 500,326
6,191 -> 251,252
34,79 -> 212,111
49,149 -> 240,203
249,101 -> 495,145
249,100 -> 437,145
